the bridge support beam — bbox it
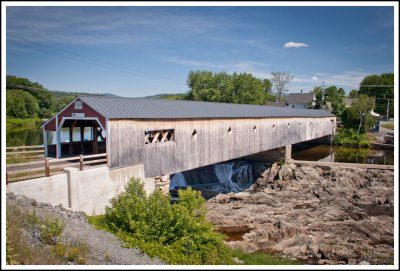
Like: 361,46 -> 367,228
285,145 -> 292,163
155,174 -> 170,195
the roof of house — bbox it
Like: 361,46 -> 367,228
286,93 -> 315,104
265,101 -> 287,107
78,95 -> 333,119
344,97 -> 357,107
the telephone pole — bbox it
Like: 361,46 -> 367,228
386,99 -> 389,120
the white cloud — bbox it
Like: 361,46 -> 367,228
312,76 -> 319,80
283,42 -> 308,48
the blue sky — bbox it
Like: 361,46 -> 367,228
5,4 -> 395,97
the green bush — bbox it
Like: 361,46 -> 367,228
27,211 -> 64,245
89,178 -> 232,265
333,128 -> 370,147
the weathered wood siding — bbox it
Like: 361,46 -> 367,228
108,117 -> 336,177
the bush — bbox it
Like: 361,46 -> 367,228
333,128 -> 370,147
89,178 -> 232,265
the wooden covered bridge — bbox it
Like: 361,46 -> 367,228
42,96 -> 335,178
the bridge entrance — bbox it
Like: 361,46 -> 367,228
46,118 -> 106,158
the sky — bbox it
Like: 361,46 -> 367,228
5,3 -> 396,98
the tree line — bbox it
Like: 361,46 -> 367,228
7,71 -> 393,135
6,75 -> 74,119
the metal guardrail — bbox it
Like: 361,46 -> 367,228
6,153 -> 107,184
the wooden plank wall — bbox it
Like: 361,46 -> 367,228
108,117 -> 336,177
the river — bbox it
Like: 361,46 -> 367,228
6,127 -> 93,147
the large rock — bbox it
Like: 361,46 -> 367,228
206,164 -> 394,265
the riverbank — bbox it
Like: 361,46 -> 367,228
205,163 -> 394,265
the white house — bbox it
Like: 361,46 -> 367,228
286,92 -> 316,109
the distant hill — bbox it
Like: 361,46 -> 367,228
50,90 -> 119,98
144,93 -> 186,100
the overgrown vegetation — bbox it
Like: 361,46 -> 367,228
333,128 -> 370,147
6,203 -> 89,265
230,249 -> 301,265
89,178 -> 233,264
89,178 -> 301,265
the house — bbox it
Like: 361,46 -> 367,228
343,97 -> 357,107
286,92 -> 316,109
265,101 -> 287,107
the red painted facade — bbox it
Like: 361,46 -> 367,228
43,98 -> 106,131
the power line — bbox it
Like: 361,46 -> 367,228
359,85 -> 394,87
8,36 -> 184,86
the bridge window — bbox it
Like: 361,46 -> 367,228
228,126 -> 232,135
272,124 -> 275,129
144,129 -> 174,144
253,125 -> 257,132
74,101 -> 82,110
192,129 -> 198,140
288,123 -> 290,128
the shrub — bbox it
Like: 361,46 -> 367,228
27,211 -> 64,245
89,178 -> 232,265
333,128 -> 370,147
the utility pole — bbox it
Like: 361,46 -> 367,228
386,99 -> 389,120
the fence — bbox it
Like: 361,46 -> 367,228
6,153 -> 107,183
6,145 -> 45,161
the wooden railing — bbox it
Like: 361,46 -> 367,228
6,145 -> 44,160
6,153 -> 107,184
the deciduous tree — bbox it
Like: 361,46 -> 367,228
270,71 -> 294,102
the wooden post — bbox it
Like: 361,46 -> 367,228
80,155 -> 83,171
80,126 -> 84,155
6,172 -> 9,185
93,125 -> 98,154
69,126 -> 73,156
45,158 -> 50,177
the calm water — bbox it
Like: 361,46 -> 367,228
6,127 -> 94,147
292,144 -> 394,165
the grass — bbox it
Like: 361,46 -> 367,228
6,117 -> 43,129
6,202 -> 89,265
231,249 -> 302,265
380,123 -> 394,130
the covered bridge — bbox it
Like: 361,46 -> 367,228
42,96 -> 335,177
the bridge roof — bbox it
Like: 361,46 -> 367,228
79,96 -> 334,119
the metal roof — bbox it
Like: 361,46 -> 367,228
78,96 -> 334,119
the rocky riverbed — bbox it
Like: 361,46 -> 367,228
205,163 -> 394,265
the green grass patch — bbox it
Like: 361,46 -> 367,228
231,249 -> 302,265
6,117 -> 43,129
380,123 -> 394,130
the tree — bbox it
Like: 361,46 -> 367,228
311,86 -> 323,109
322,85 -> 346,116
348,89 -> 359,98
342,94 -> 376,134
270,71 -> 294,102
359,73 -> 394,117
6,75 -> 54,118
186,71 -> 266,105
6,89 -> 39,118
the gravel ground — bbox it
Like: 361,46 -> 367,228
6,193 -> 166,265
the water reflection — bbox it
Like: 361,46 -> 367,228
292,144 -> 394,165
6,127 -> 97,146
